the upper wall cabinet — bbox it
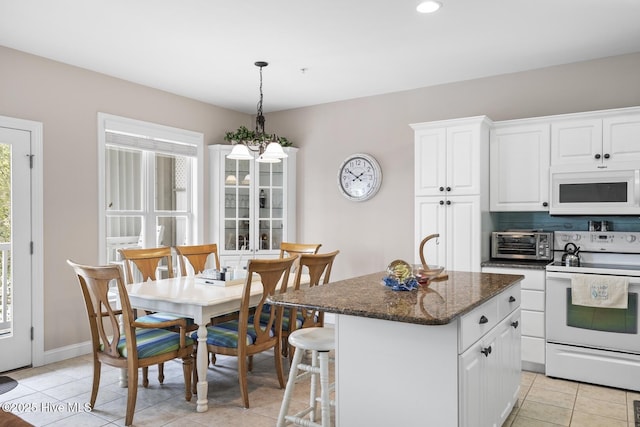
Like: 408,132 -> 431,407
490,122 -> 550,212
551,109 -> 640,167
412,117 -> 491,197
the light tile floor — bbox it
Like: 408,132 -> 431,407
1,353 -> 639,426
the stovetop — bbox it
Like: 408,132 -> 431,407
547,261 -> 640,276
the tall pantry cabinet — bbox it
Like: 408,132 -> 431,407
209,144 -> 298,268
411,116 -> 492,272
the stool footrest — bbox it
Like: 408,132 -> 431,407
284,414 -> 323,427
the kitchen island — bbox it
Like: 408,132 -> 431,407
268,270 -> 524,427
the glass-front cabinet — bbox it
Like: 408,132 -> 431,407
210,144 -> 297,267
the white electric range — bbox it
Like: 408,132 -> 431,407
546,231 -> 640,391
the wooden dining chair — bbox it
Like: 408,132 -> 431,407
281,251 -> 339,362
279,242 -> 322,259
118,246 -> 192,384
175,243 -> 220,276
191,256 -> 297,408
67,260 -> 193,427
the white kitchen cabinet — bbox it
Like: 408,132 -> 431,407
412,116 -> 491,272
415,195 -> 482,272
490,122 -> 550,211
412,116 -> 491,197
551,109 -> 640,167
482,266 -> 546,372
459,290 -> 521,427
209,144 -> 298,267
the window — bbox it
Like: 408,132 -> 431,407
98,114 -> 204,265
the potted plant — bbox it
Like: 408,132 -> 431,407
224,125 -> 293,147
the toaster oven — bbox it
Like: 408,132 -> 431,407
491,231 -> 554,261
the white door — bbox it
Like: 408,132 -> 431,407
0,126 -> 32,372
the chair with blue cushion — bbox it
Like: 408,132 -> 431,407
67,260 -> 193,427
281,251 -> 339,363
191,256 -> 297,408
118,246 -> 193,385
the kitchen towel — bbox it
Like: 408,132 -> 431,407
571,274 -> 629,309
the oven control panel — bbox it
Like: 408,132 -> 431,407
554,231 -> 640,253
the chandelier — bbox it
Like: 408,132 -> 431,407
227,61 -> 288,163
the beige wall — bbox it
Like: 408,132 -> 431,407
0,45 -> 250,351
1,43 -> 640,354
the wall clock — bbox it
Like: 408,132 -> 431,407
337,153 -> 382,201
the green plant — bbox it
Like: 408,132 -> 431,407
224,125 -> 293,147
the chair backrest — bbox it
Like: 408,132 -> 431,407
294,250 -> 339,328
279,242 -> 322,258
118,247 -> 174,284
67,260 -> 137,361
240,256 -> 297,346
175,243 -> 221,276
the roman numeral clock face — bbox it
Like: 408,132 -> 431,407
337,153 -> 382,201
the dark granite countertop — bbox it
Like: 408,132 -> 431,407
481,259 -> 552,270
268,271 -> 524,325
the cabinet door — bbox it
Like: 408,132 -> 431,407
459,341 -> 489,427
415,127 -> 447,196
603,113 -> 640,163
445,196 -> 481,272
490,124 -> 550,211
551,118 -> 602,165
447,125 -> 481,196
210,145 -> 297,261
415,197 -> 446,266
495,312 -> 521,425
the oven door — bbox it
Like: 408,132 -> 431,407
546,271 -> 640,354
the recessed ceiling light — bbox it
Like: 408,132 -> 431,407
416,1 -> 442,14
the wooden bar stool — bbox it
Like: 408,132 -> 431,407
277,326 -> 335,427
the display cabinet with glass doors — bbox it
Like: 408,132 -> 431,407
209,144 -> 297,268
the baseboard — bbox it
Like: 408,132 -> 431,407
42,340 -> 92,365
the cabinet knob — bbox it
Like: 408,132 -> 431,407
481,346 -> 492,357
479,315 -> 488,324
604,153 -> 610,159
595,153 -> 601,159
509,296 -> 516,303
439,200 -> 445,205
511,320 -> 519,329
439,186 -> 444,192
446,200 -> 451,205
446,186 -> 451,192
542,202 -> 548,207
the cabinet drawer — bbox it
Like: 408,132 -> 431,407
459,297 -> 499,352
521,310 -> 545,337
481,267 -> 545,291
497,283 -> 521,319
521,336 -> 545,364
521,289 -> 544,311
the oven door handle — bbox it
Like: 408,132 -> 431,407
546,272 -> 574,280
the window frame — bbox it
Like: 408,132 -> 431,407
97,113 -> 204,264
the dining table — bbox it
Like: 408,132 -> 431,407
123,273 -> 308,413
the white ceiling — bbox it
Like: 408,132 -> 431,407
1,0 -> 640,114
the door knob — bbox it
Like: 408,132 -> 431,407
595,153 -> 601,159
479,315 -> 488,324
446,200 -> 451,205
604,153 -> 610,159
509,296 -> 516,303
511,321 -> 519,329
481,346 -> 492,357
439,200 -> 444,205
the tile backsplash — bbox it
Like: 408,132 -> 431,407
492,212 -> 640,232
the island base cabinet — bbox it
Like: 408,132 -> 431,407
334,301 -> 521,426
459,310 -> 521,427
335,315 -> 460,427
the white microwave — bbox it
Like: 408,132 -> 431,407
550,163 -> 640,215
